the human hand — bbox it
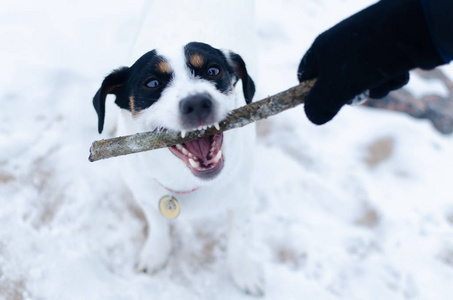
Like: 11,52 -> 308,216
298,0 -> 443,125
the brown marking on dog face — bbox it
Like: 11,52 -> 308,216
189,54 -> 205,68
156,60 -> 172,74
129,95 -> 136,116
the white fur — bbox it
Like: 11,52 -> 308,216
116,45 -> 264,295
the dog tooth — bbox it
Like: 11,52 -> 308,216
176,144 -> 183,150
214,122 -> 220,130
189,158 -> 200,169
210,147 -> 215,153
181,130 -> 186,138
213,150 -> 222,163
182,148 -> 189,156
188,153 -> 193,158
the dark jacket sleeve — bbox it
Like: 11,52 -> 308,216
421,0 -> 453,63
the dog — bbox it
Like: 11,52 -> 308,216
92,41 -> 263,296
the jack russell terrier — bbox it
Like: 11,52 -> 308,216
93,41 -> 263,296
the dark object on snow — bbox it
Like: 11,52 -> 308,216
364,69 -> 453,134
297,0 -> 446,125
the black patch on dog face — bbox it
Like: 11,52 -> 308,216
184,42 -> 255,104
128,52 -> 174,112
184,42 -> 235,95
92,50 -> 174,133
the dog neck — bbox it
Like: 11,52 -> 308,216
154,179 -> 200,195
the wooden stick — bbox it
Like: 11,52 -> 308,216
88,79 -> 316,162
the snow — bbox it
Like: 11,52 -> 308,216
2,0 -> 453,299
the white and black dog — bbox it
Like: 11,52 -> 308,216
93,42 -> 263,295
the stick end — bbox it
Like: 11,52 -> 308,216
88,145 -> 97,162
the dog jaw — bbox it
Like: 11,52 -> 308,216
169,132 -> 224,180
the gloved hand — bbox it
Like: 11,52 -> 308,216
298,0 -> 445,125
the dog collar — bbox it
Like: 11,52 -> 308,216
154,179 -> 200,219
154,179 -> 200,195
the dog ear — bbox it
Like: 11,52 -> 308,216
93,67 -> 130,133
227,52 -> 255,104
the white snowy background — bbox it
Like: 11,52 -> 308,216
2,0 -> 453,299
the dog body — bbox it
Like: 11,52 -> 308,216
93,42 -> 263,295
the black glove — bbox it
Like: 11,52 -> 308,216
298,0 -> 445,125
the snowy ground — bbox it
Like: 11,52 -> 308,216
2,0 -> 453,299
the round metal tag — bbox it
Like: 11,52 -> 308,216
159,195 -> 180,219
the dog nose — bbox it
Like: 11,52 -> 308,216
179,93 -> 214,127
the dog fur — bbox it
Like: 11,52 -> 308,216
93,41 -> 263,296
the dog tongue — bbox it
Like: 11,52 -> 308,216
184,136 -> 212,160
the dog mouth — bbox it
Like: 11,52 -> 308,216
169,133 -> 224,179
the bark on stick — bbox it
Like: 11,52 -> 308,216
88,79 -> 316,162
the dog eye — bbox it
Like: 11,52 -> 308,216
145,79 -> 160,88
207,67 -> 220,77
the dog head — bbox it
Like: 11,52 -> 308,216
93,42 -> 255,181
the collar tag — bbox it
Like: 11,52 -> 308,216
159,195 -> 180,219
